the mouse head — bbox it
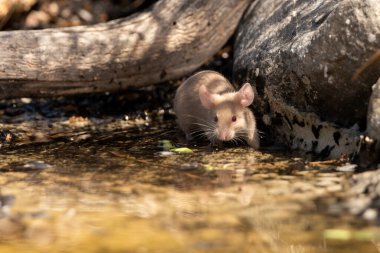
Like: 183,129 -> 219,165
199,83 -> 254,142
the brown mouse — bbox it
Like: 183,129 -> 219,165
173,70 -> 259,149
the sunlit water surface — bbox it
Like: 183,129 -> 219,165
0,120 -> 379,253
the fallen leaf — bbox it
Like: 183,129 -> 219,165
170,147 -> 193,154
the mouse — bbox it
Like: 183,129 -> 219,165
173,70 -> 259,149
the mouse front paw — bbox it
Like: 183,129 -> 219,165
246,132 -> 260,150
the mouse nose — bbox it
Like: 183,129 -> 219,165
219,129 -> 234,141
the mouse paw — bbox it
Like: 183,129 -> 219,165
246,133 -> 260,150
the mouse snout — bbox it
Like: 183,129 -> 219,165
216,128 -> 235,141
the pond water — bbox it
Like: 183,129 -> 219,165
0,96 -> 379,253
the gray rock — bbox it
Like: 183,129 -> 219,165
347,197 -> 372,215
234,0 -> 380,158
344,170 -> 380,219
367,77 -> 380,141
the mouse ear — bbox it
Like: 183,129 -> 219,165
199,85 -> 218,109
237,83 -> 254,107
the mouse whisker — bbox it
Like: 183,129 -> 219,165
234,135 -> 246,146
189,130 -> 208,139
232,137 -> 240,146
183,114 -> 215,126
192,120 -> 215,127
206,131 -> 218,142
192,133 -> 208,139
234,131 -> 247,138
238,137 -> 247,145
192,122 -> 215,130
197,127 -> 217,138
256,131 -> 265,137
205,130 -> 215,139
239,128 -> 263,137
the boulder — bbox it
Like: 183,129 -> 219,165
367,77 -> 380,141
234,0 -> 380,158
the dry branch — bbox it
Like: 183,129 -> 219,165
0,0 -> 250,99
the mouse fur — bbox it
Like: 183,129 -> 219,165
173,70 -> 259,149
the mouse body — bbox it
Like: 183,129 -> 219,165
173,70 -> 259,149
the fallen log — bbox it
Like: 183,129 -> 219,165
0,0 -> 250,99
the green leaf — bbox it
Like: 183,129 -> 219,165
170,147 -> 194,154
158,140 -> 175,150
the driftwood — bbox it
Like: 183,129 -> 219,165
0,0 -> 250,99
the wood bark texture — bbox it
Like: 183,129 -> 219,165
0,0 -> 250,99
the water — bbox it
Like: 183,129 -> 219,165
0,117 -> 379,253
0,93 -> 377,253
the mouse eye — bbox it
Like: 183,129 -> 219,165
214,116 -> 218,122
232,116 -> 237,122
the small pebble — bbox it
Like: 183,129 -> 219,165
347,198 -> 371,215
20,98 -> 32,104
21,161 -> 53,170
179,162 -> 200,171
78,9 -> 93,22
336,163 -> 357,172
157,151 -> 174,156
362,208 -> 378,221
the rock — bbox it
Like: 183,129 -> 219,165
335,163 -> 357,172
358,91 -> 380,167
367,77 -> 380,141
345,170 -> 380,219
234,0 -> 380,158
25,10 -> 51,28
362,208 -> 377,221
346,197 -> 371,215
